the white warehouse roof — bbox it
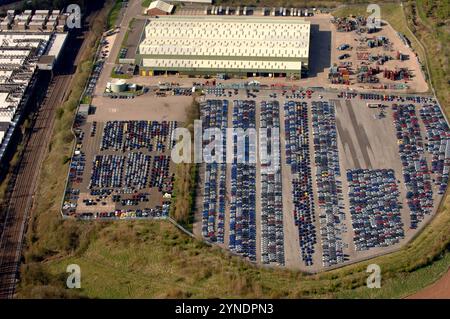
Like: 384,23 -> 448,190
139,16 -> 310,73
148,1 -> 174,14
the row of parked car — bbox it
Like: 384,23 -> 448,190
149,155 -> 173,194
347,169 -> 405,251
100,120 -> 177,152
392,104 -> 433,229
85,61 -> 103,97
89,153 -> 172,201
172,88 -> 193,96
124,152 -> 151,189
201,100 -> 228,243
359,92 -> 437,104
76,205 -> 171,220
312,101 -> 346,267
284,101 -> 316,266
89,154 -> 125,189
205,87 -> 226,97
118,47 -> 128,59
260,101 -> 285,266
419,104 -> 450,194
69,151 -> 86,185
101,121 -> 123,151
229,100 -> 257,261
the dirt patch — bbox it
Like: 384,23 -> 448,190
407,269 -> 450,299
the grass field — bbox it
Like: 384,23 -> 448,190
110,71 -> 133,79
21,214 -> 450,298
15,1 -> 450,298
405,0 -> 450,118
107,0 -> 123,29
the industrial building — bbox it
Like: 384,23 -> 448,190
137,16 -> 311,78
0,10 -> 68,164
0,9 -> 67,32
145,1 -> 174,16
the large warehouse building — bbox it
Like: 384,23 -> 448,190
137,16 -> 310,78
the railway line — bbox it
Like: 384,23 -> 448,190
0,74 -> 71,298
0,10 -> 98,296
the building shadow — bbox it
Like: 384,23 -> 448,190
307,24 -> 332,78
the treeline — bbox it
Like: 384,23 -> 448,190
170,98 -> 200,228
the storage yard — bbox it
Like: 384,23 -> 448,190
196,89 -> 447,271
328,16 -> 428,92
59,2 -> 449,271
137,15 -> 310,78
61,89 -> 191,218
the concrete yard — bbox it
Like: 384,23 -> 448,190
90,93 -> 191,123
329,19 -> 428,92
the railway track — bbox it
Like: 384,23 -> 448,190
0,1 -> 106,296
0,74 -> 71,298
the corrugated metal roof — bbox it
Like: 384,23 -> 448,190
143,58 -> 301,72
139,16 -> 310,72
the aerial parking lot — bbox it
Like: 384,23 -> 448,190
195,88 -> 447,271
62,87 -> 191,219
63,118 -> 178,219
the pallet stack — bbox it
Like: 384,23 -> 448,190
356,66 -> 381,83
383,67 -> 411,81
396,51 -> 409,61
329,65 -> 351,84
332,17 -> 356,32
357,51 -> 369,60
369,54 -> 391,65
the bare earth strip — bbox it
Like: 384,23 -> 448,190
407,269 -> 450,299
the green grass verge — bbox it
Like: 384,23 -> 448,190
107,0 -> 123,30
110,71 -> 133,79
170,98 -> 200,230
404,0 -> 449,118
80,95 -> 93,105
31,214 -> 450,298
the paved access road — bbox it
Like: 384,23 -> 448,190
94,0 -> 144,96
